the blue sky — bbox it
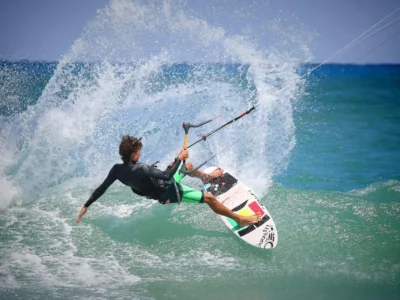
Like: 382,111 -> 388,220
0,0 -> 399,63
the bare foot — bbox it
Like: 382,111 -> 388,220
202,168 -> 224,184
236,213 -> 262,227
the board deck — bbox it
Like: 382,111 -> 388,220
203,167 -> 278,249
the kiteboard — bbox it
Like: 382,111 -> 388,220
203,166 -> 278,249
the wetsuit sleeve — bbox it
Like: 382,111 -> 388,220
84,165 -> 118,208
144,158 -> 182,181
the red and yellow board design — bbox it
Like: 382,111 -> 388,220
227,200 -> 269,235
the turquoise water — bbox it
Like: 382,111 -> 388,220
280,64 -> 400,191
1,1 -> 399,299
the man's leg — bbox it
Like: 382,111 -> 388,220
178,180 -> 262,227
174,162 -> 261,226
185,162 -> 224,184
202,192 -> 261,227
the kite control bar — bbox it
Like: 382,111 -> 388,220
186,106 -> 255,149
179,106 -> 256,175
149,106 -> 256,175
182,115 -> 221,148
179,115 -> 221,175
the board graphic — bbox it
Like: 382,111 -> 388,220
204,167 -> 278,249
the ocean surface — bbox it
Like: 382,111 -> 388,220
1,1 -> 399,299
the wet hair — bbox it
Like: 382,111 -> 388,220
119,135 -> 142,162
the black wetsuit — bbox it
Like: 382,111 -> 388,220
84,158 -> 181,208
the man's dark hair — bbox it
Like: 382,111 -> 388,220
119,135 -> 142,162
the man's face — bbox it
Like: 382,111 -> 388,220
131,148 -> 141,162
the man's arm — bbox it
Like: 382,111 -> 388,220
144,157 -> 182,181
77,165 -> 118,223
144,148 -> 189,181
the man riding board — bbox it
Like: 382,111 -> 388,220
77,135 -> 261,226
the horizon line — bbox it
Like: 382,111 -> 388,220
1,59 -> 400,66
